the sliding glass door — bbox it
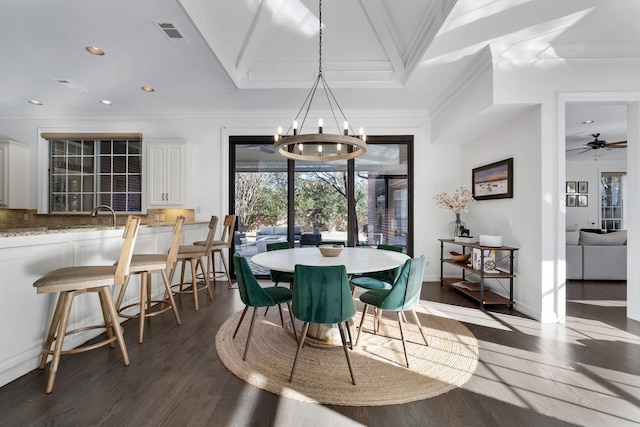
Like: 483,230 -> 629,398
230,135 -> 412,276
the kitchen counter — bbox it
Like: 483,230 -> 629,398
0,222 -> 206,237
0,221 -> 208,388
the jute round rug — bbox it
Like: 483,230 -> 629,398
215,301 -> 479,406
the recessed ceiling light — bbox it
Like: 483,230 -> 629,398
100,99 -> 112,105
86,46 -> 105,56
28,100 -> 43,105
141,86 -> 155,93
582,120 -> 595,124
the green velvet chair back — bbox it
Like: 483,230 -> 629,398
266,241 -> 293,284
267,241 -> 291,252
233,254 -> 275,308
377,244 -> 403,253
376,255 -> 425,311
362,244 -> 404,282
316,240 -> 346,247
292,264 -> 355,324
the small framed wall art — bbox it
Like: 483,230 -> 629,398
578,195 -> 588,207
566,194 -> 576,207
578,181 -> 588,193
566,181 -> 576,193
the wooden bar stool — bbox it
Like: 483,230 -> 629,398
195,214 -> 235,288
33,215 -> 141,393
169,216 -> 217,311
115,216 -> 185,343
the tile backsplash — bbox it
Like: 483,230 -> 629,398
0,208 -> 196,230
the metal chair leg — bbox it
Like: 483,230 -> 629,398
338,322 -> 356,385
242,307 -> 259,361
355,304 -> 368,346
289,322 -> 310,382
286,301 -> 298,343
396,311 -> 410,368
410,309 -> 429,346
233,306 -> 249,338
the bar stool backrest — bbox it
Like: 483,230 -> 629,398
202,215 -> 219,252
166,216 -> 186,269
114,215 -> 141,286
218,214 -> 236,249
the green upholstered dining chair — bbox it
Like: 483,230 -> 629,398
316,240 -> 346,247
232,254 -> 297,361
266,241 -> 294,288
289,264 -> 357,385
264,241 -> 294,316
350,244 -> 404,294
355,255 -> 428,368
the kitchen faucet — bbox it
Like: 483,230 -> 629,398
90,205 -> 117,228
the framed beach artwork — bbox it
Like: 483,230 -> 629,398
472,158 -> 514,200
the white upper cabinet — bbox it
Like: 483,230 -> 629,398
0,140 -> 29,208
146,140 -> 191,207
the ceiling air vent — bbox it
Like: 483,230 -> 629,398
155,21 -> 189,43
54,79 -> 87,92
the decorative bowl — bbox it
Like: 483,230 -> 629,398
449,251 -> 471,263
319,245 -> 343,257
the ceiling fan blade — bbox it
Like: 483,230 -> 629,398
606,140 -> 627,148
566,145 -> 589,152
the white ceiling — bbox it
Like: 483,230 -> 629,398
1,0 -> 639,160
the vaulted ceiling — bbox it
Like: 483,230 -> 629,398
179,0 -> 449,89
1,0 -> 639,160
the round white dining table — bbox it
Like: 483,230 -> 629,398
251,246 -> 409,274
251,246 -> 409,345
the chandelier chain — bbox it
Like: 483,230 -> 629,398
318,0 -> 323,75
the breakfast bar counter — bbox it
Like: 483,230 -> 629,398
0,221 -> 208,388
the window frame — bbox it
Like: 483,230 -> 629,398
600,171 -> 626,231
229,135 -> 414,276
37,131 -> 146,214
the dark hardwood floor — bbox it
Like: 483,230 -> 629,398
1,279 -> 639,426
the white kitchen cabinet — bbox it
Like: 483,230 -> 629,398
0,140 -> 29,208
146,140 -> 191,207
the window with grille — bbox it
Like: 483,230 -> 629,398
45,133 -> 142,213
600,172 -> 626,231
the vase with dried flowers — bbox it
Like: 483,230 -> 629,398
434,186 -> 474,238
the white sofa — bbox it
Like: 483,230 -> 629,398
566,229 -> 627,280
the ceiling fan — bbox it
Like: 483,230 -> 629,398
566,133 -> 627,155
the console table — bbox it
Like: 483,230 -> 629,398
439,239 -> 518,310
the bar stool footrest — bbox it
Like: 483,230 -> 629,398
41,324 -> 125,357
117,300 -> 175,319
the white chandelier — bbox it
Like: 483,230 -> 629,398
273,0 -> 367,162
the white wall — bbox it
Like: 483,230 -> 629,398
460,108 -> 542,318
565,159 -> 627,229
